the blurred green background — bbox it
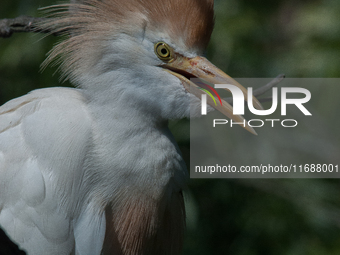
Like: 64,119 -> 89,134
1,0 -> 340,255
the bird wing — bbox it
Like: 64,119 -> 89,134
0,87 -> 105,255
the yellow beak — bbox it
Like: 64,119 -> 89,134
164,55 -> 263,135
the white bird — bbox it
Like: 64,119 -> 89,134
0,0 -> 262,254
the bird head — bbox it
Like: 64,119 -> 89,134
41,0 -> 261,133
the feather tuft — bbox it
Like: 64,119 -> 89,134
38,0 -> 215,82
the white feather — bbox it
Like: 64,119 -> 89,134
0,88 -> 93,254
0,7 -> 194,254
0,69 -> 189,254
74,205 -> 106,255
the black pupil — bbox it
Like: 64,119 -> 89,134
161,48 -> 168,56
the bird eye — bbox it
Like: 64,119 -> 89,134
154,42 -> 174,62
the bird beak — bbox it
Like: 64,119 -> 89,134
164,55 -> 263,135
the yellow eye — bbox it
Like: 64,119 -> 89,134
154,42 -> 174,62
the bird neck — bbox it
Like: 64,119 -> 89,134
81,70 -> 188,184
79,72 -> 188,254
84,92 -> 188,198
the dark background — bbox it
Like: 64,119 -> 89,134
1,0 -> 340,254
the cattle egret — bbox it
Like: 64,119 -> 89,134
0,0 -> 263,254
